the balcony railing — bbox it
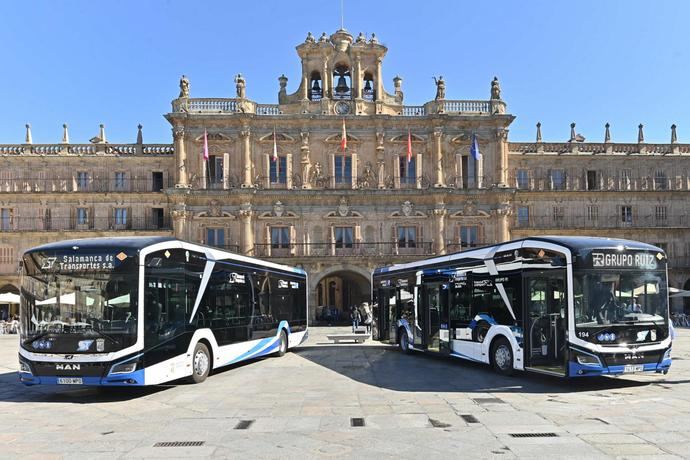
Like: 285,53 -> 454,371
514,214 -> 689,230
509,173 -> 690,192
0,216 -> 171,232
510,142 -> 690,155
0,177 -> 174,193
253,242 -> 434,258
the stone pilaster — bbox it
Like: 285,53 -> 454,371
433,128 -> 445,187
239,203 -> 254,255
434,206 -> 447,255
173,126 -> 188,187
496,129 -> 508,186
240,127 -> 253,188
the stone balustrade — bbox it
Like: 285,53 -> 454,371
510,142 -> 690,155
0,144 -> 173,156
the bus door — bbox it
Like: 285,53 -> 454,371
423,283 -> 449,353
524,271 -> 567,375
376,288 -> 392,342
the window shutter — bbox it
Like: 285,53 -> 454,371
330,225 -> 335,256
108,207 -> 114,229
69,207 -> 75,230
354,224 -> 362,242
455,153 -> 463,188
475,154 -> 483,189
286,153 -> 293,189
290,225 -> 297,255
264,154 -> 270,189
416,153 -> 422,189
351,153 -> 358,189
127,206 -> 132,230
264,225 -> 271,257
223,153 -> 230,189
89,206 -> 95,229
330,153 -> 336,188
393,156 -> 400,188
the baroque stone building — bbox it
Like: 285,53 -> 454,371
1,29 -> 689,318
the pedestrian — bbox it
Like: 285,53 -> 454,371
361,302 -> 372,334
350,305 -> 361,333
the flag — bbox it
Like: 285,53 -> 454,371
407,128 -> 413,163
272,126 -> 278,162
202,128 -> 209,162
470,133 -> 481,161
340,118 -> 347,152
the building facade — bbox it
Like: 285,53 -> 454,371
1,29 -> 689,318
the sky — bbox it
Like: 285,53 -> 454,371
0,0 -> 687,145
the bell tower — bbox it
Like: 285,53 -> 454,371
279,30 -> 401,115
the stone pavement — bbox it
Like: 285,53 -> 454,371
1,327 -> 690,459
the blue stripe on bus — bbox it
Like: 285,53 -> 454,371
225,321 -> 291,365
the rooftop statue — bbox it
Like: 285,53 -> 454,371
179,75 -> 190,98
305,32 -> 315,44
235,73 -> 246,99
433,76 -> 445,100
356,32 -> 366,44
491,76 -> 501,100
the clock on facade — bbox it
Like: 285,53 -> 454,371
334,101 -> 351,115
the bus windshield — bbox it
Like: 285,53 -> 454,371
20,250 -> 138,354
574,270 -> 668,334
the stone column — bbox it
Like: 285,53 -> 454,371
433,129 -> 445,187
376,131 -> 386,188
301,59 -> 309,100
322,60 -> 329,99
496,129 -> 508,186
375,57 -> 383,102
173,126 -> 188,187
300,131 -> 311,189
496,202 -> 512,243
239,204 -> 254,255
354,55 -> 362,99
171,209 -> 191,240
240,128 -> 253,188
434,206 -> 447,255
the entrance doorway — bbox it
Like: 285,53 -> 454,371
524,272 -> 567,375
315,271 -> 370,324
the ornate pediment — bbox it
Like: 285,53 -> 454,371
258,201 -> 298,219
195,199 -> 235,218
258,132 -> 296,143
324,132 -> 360,144
390,133 -> 425,143
449,200 -> 490,218
389,200 -> 427,218
194,132 -> 232,142
450,133 -> 488,145
324,196 -> 363,218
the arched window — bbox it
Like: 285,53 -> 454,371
333,64 -> 351,99
309,71 -> 323,101
362,72 -> 375,101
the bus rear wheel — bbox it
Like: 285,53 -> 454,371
491,337 -> 514,376
399,328 -> 412,354
275,330 -> 288,357
190,342 -> 211,384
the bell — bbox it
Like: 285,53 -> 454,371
311,79 -> 321,92
364,79 -> 372,92
335,75 -> 349,94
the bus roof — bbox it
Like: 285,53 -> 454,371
373,236 -> 662,276
23,236 -> 306,276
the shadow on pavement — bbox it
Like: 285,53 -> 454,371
293,344 -> 655,394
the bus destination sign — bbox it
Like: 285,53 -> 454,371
590,251 -> 663,270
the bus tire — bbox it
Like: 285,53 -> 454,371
491,337 -> 514,376
190,342 -> 211,384
399,328 -> 412,354
473,321 -> 490,343
275,330 -> 288,357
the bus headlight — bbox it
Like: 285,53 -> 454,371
664,348 -> 672,361
576,353 -> 602,367
19,360 -> 32,374
110,361 -> 137,375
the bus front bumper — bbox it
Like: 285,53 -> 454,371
568,347 -> 672,377
18,354 -> 146,386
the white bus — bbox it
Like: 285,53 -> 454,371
18,237 -> 308,386
372,236 -> 672,378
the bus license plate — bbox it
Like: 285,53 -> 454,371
57,377 -> 83,385
623,364 -> 644,373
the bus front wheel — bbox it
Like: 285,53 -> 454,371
491,337 -> 514,376
190,342 -> 211,384
275,330 -> 288,357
